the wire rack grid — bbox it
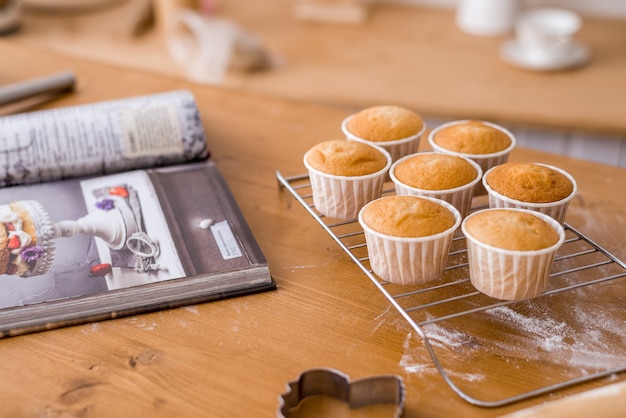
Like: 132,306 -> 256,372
276,170 -> 626,408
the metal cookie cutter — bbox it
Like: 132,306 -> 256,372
278,368 -> 405,417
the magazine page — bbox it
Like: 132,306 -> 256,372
0,161 -> 268,311
0,90 -> 209,187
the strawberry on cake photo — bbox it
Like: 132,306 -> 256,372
0,201 -> 55,278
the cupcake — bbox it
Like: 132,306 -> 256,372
341,105 -> 426,162
358,195 -> 461,285
0,200 -> 56,277
428,120 -> 516,194
304,139 -> 391,220
482,162 -> 577,224
390,152 -> 482,218
462,208 -> 565,300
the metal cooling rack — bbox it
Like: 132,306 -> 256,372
276,170 -> 626,408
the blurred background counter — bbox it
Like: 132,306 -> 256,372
4,0 -> 626,166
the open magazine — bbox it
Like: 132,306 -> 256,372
0,90 -> 275,337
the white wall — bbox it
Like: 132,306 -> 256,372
383,0 -> 626,19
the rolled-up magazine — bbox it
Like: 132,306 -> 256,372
0,89 -> 209,187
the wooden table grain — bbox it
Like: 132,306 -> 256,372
0,41 -> 625,418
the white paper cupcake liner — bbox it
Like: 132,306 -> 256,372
359,197 -> 462,285
482,162 -> 577,225
341,115 -> 427,163
390,153 -> 483,218
462,208 -> 565,300
428,120 -> 516,195
304,146 -> 392,220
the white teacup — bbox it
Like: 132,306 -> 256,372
515,8 -> 581,63
456,0 -> 520,37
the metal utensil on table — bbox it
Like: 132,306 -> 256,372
0,70 -> 76,107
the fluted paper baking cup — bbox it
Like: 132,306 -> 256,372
341,115 -> 427,163
428,120 -> 516,195
482,162 -> 577,225
304,146 -> 391,220
390,153 -> 483,219
462,208 -> 565,300
358,197 -> 461,285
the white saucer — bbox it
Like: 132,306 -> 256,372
499,39 -> 591,71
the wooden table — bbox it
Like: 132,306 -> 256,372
12,1 -> 626,135
1,41 -> 625,418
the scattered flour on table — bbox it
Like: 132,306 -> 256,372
485,305 -> 626,372
125,316 -> 157,331
399,331 -> 485,382
396,303 -> 625,382
81,322 -> 100,334
487,306 -> 569,351
183,305 -> 199,315
372,306 -> 393,332
289,264 -> 327,271
421,324 -> 474,350
399,332 -> 438,377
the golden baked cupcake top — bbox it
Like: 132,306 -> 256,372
1,202 -> 38,275
485,162 -> 574,203
432,120 -> 512,154
305,139 -> 388,177
464,209 -> 559,251
347,105 -> 424,142
393,153 -> 478,190
361,196 -> 456,237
